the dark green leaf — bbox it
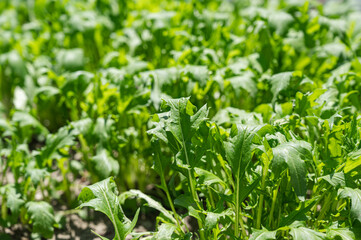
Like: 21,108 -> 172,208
272,141 -> 312,201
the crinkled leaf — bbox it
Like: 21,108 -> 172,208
227,71 -> 257,97
224,124 -> 268,178
147,116 -> 168,144
270,72 -> 293,104
154,223 -> 177,240
289,225 -> 326,240
205,209 -> 233,231
249,228 -> 277,240
38,126 -> 74,165
327,228 -> 355,240
78,177 -> 139,240
70,118 -> 93,136
272,140 -> 312,201
181,65 -> 209,87
26,201 -> 55,239
5,185 -> 25,218
25,168 -> 50,186
163,97 -> 208,143
90,149 -> 120,180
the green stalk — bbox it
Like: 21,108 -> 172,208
256,152 -> 270,229
239,214 -> 247,239
62,167 -> 72,205
39,180 -> 47,201
312,184 -> 330,217
0,164 -> 8,186
161,174 -> 184,234
268,188 -> 277,229
269,177 -> 282,229
78,134 -> 91,172
181,136 -> 205,240
235,174 -> 240,238
235,168 -> 247,239
317,192 -> 333,221
1,196 -> 7,220
208,187 -> 215,209
256,173 -> 266,228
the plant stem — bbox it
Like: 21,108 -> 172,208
256,153 -> 270,229
235,170 -> 247,239
78,134 -> 92,178
256,185 -> 265,229
0,164 -> 8,186
181,137 -> 205,240
208,187 -> 215,209
162,175 -> 185,234
235,175 -> 240,238
269,177 -> 282,229
39,180 -> 47,201
317,191 -> 333,221
1,196 -> 7,220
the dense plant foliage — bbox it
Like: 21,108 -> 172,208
1,0 -> 361,239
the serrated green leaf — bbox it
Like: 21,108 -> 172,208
40,126 -> 74,163
205,209 -> 233,231
272,140 -> 312,201
289,225 -> 326,240
25,167 -> 49,186
154,223 -> 177,240
249,228 -> 277,240
270,72 -> 293,104
224,125 -> 265,177
78,177 -> 138,240
119,189 -> 176,224
163,97 -> 208,144
327,228 -> 355,240
227,71 -> 257,97
5,185 -> 25,218
26,201 -> 55,239
90,149 -> 119,180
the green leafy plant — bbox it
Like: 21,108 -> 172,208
1,0 -> 361,239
